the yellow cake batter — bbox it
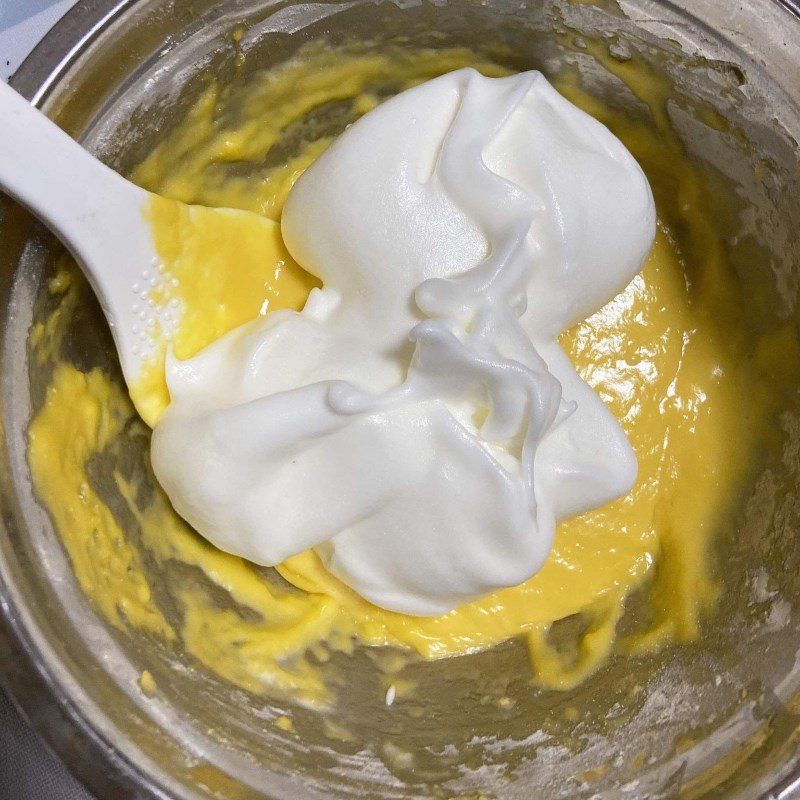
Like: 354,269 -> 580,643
26,44 -> 798,702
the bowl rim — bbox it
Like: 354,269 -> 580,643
0,6 -> 183,799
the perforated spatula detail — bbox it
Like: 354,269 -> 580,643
0,80 -> 279,421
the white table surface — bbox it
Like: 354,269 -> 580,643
0,0 -> 77,81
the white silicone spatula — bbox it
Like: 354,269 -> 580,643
0,79 -> 272,395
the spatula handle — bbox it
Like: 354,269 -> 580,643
0,80 -> 156,383
0,81 -> 143,258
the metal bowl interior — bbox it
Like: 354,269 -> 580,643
2,1 -> 800,798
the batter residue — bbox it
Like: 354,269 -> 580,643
26,45 -> 797,701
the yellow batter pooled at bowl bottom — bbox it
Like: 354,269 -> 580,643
26,45 -> 799,703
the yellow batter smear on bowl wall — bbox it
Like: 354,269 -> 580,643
26,45 -> 798,700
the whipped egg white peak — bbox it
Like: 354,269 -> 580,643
151,69 -> 656,616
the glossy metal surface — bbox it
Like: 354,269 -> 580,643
1,1 -> 800,798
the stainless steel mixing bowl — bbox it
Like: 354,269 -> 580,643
2,1 -> 800,797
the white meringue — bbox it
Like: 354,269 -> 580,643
151,68 -> 655,615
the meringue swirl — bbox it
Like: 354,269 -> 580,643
151,69 -> 655,615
